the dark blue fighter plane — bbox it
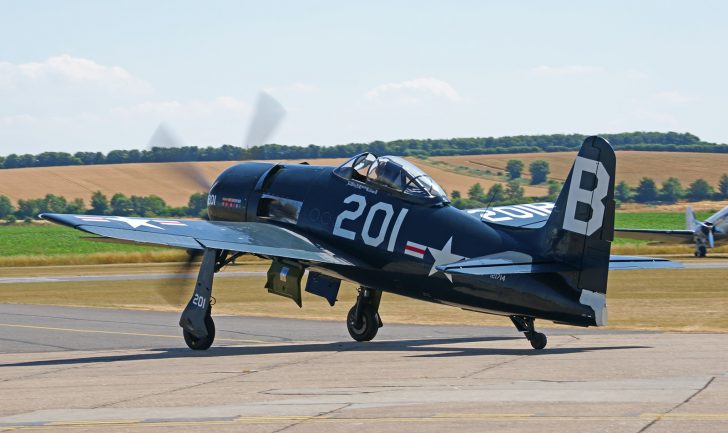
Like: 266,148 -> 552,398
41,136 -> 678,351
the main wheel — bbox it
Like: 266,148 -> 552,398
698,246 -> 707,257
183,313 -> 215,350
528,332 -> 547,350
347,305 -> 379,342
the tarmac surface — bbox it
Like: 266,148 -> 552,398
0,304 -> 727,432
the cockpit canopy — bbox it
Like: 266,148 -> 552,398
333,153 -> 448,203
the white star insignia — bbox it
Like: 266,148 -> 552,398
428,236 -> 465,282
107,216 -> 164,230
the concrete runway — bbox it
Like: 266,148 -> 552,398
0,304 -> 727,433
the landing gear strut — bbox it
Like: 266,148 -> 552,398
511,316 -> 547,350
179,248 -> 240,350
347,287 -> 383,342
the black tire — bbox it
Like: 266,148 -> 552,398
347,305 -> 379,342
183,314 -> 215,350
528,332 -> 547,350
698,246 -> 707,257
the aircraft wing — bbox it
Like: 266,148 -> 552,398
40,213 -> 358,266
614,228 -> 695,244
438,254 -> 681,277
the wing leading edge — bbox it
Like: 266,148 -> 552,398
40,213 -> 358,266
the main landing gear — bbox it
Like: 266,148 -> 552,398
511,316 -> 547,350
179,248 -> 240,350
183,306 -> 216,350
347,287 -> 383,342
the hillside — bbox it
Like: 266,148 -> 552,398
0,157 -> 490,207
1,151 -> 727,207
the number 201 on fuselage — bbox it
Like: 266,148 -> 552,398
332,194 -> 408,252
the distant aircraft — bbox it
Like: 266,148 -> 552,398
39,136 -> 681,351
615,206 -> 728,257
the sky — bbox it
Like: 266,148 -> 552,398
1,0 -> 727,156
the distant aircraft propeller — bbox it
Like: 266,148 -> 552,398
147,91 -> 286,305
699,222 -> 716,249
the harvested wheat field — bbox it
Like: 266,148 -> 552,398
2,151 -> 728,206
433,151 -> 728,185
0,157 -> 505,206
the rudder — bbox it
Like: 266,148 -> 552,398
538,136 -> 616,324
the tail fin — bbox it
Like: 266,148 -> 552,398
686,206 -> 697,230
539,136 -> 616,311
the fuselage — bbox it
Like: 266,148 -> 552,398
206,161 -> 595,326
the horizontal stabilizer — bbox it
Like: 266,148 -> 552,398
614,228 -> 695,244
607,255 -> 683,270
439,254 -> 681,277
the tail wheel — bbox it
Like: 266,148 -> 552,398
183,312 -> 215,350
347,305 -> 379,342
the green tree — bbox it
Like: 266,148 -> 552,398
615,181 -> 632,202
16,199 -> 41,218
687,179 -> 714,201
505,180 -> 524,201
41,194 -> 67,213
719,174 -> 728,199
130,195 -> 167,217
90,191 -> 109,215
187,192 -> 208,217
468,183 -> 486,201
65,198 -> 86,214
486,183 -> 506,204
450,190 -> 461,199
635,178 -> 658,203
547,181 -> 560,200
143,195 -> 168,216
0,195 -> 14,219
506,160 -> 524,180
659,177 -> 683,203
529,160 -> 550,184
110,193 -> 133,216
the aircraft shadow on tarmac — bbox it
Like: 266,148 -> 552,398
1,336 -> 650,368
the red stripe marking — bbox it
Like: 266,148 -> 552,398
405,245 -> 426,255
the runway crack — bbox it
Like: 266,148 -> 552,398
0,336 -> 74,352
635,376 -> 716,433
91,369 -> 258,409
459,335 -> 575,379
269,403 -> 352,433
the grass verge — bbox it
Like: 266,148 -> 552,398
2,266 -> 726,332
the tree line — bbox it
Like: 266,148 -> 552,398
2,131 -> 724,170
0,192 -> 208,223
447,174 -> 728,210
616,175 -> 728,204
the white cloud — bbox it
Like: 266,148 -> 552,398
530,65 -> 604,77
0,54 -> 152,95
652,91 -> 696,104
0,55 -> 260,152
114,96 -> 249,120
366,77 -> 463,103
